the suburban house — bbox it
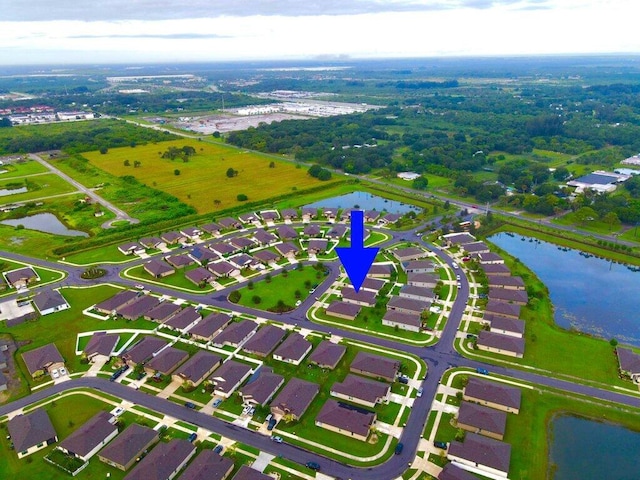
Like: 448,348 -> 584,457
8,409 -> 58,458
281,208 -> 298,221
209,242 -> 238,257
239,366 -> 285,407
326,301 -> 361,321
98,423 -> 159,471
303,224 -> 321,237
179,450 -> 234,480
308,340 -> 347,369
270,378 -> 319,421
58,411 -> 117,461
447,432 -> 511,478
116,295 -> 161,320
239,212 -> 259,224
360,277 -> 385,294
94,290 -> 138,315
200,222 -> 222,236
301,207 -> 317,221
403,260 -> 436,273
308,238 -> 329,254
4,266 -> 39,289
462,242 -> 491,255
165,254 -> 195,269
463,377 -> 522,414
144,302 -> 181,323
144,347 -> 189,376
482,263 -> 511,276
350,352 -> 400,382
253,249 -> 280,265
331,374 -> 390,407
33,289 -> 70,315
322,207 -> 338,221
484,300 -> 521,320
364,210 -> 381,222
326,224 -> 347,239
118,242 -> 144,256
407,272 -> 439,289
487,275 -> 526,291
488,288 -> 528,305
84,332 -> 120,363
208,261 -> 240,278
234,465 -> 272,480
228,253 -> 257,270
229,237 -> 257,251
190,246 -> 218,264
616,346 -> 640,383
315,399 -> 376,442
212,320 -> 257,348
274,242 -> 300,259
367,263 -> 393,278
382,310 -> 422,332
180,227 -> 201,241
399,284 -> 435,302
122,438 -> 196,480
341,286 -> 377,307
208,360 -> 253,398
218,217 -> 242,230
340,208 -> 353,222
161,231 -> 187,245
393,247 -> 428,262
139,237 -> 166,250
122,337 -> 168,367
163,306 -> 201,332
189,312 -> 232,341
259,210 -> 280,223
488,315 -> 525,338
172,351 -> 222,387
477,331 -> 525,358
442,232 -> 477,246
272,332 -> 312,365
22,343 -> 65,378
242,324 -> 287,357
253,229 -> 278,246
477,252 -> 504,265
185,267 -> 213,287
144,259 -> 175,278
456,401 -> 507,440
438,463 -> 479,480
276,225 -> 298,240
387,296 -> 429,315
379,212 -> 401,225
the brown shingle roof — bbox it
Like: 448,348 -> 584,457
271,378 -> 319,418
123,438 -> 195,480
179,450 -> 234,480
233,465 -> 273,480
144,302 -> 181,322
59,411 -> 116,458
164,306 -> 201,330
242,325 -> 287,357
617,346 -> 640,374
439,463 -> 479,480
326,301 -> 361,319
8,409 -> 57,452
123,337 -> 168,364
484,300 -> 520,319
84,332 -> 119,357
331,374 -> 389,404
239,367 -> 284,406
174,351 -> 222,383
144,260 -> 174,277
308,340 -> 346,369
189,312 -> 231,339
464,377 -> 522,411
447,433 -> 511,473
272,333 -> 311,363
315,399 -> 375,438
98,423 -> 158,468
209,360 -> 252,395
488,288 -> 528,304
212,320 -> 256,347
350,352 -> 399,380
146,347 -> 189,375
477,331 -> 525,355
95,290 -> 138,313
22,343 -> 64,376
116,295 -> 161,320
457,401 -> 507,437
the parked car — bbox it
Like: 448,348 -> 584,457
456,274 -> 461,280
59,367 -> 67,376
184,402 -> 196,409
113,407 -> 124,416
51,369 -> 60,379
265,414 -> 273,424
395,443 -> 404,455
434,441 -> 448,449
272,436 -> 283,443
212,398 -> 222,408
466,333 -> 477,339
188,433 -> 197,443
267,417 -> 277,431
476,367 -> 489,375
213,444 -> 224,454
136,371 -> 147,380
295,300 -> 302,307
452,262 -> 459,269
134,284 -> 145,290
305,462 -> 321,471
416,387 -> 423,398
398,375 -> 409,384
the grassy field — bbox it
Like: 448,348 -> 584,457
82,140 -> 326,214
0,173 -> 77,203
0,159 -> 48,178
233,265 -> 328,311
123,264 -> 215,293
0,224 -> 82,259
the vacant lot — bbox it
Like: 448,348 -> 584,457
83,140 -> 324,213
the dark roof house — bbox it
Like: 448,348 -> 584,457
308,340 -> 347,369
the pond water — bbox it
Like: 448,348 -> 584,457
549,414 -> 640,480
488,233 -> 640,346
305,191 -> 420,214
0,187 -> 27,196
0,213 -> 89,237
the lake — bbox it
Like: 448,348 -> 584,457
0,187 -> 27,196
1,213 -> 89,237
305,191 -> 420,214
488,233 -> 640,346
549,414 -> 640,480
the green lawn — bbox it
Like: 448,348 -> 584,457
234,265 -> 328,311
0,256 -> 66,295
0,159 -> 49,178
62,244 -> 132,265
123,264 -> 214,293
0,173 -> 77,203
0,224 -> 78,259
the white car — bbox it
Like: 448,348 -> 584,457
456,275 -> 461,281
59,367 -> 67,376
51,369 -> 60,379
295,300 -> 302,307
452,262 -> 459,269
416,387 -> 423,398
113,407 -> 124,416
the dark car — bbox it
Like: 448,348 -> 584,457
184,402 -> 196,409
305,462 -> 321,471
476,367 -> 489,375
187,433 -> 197,443
267,417 -> 277,431
395,442 -> 404,455
434,441 -> 448,449
398,375 -> 409,384
213,444 -> 224,454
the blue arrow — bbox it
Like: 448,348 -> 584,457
336,210 -> 379,293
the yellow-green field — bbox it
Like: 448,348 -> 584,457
83,140 -> 324,213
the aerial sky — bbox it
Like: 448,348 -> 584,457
0,0 -> 638,65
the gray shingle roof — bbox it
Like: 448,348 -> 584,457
22,343 -> 64,376
457,401 -> 507,437
59,411 -> 116,458
33,289 -> 67,312
8,409 -> 57,452
315,399 -> 375,438
179,450 -> 234,480
98,423 -> 158,468
448,433 -> 511,473
123,438 -> 195,480
464,377 -> 522,411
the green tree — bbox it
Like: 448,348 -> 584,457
412,176 -> 429,190
229,290 -> 241,303
252,295 -> 261,305
0,117 -> 12,128
123,159 -> 130,166
269,161 -> 275,168
226,167 -> 237,178
133,160 -> 141,168
174,169 -> 180,176
444,200 -> 451,210
602,211 -> 620,231
574,206 -> 598,225
99,146 -> 108,154
237,193 -> 248,201
247,280 -> 254,290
